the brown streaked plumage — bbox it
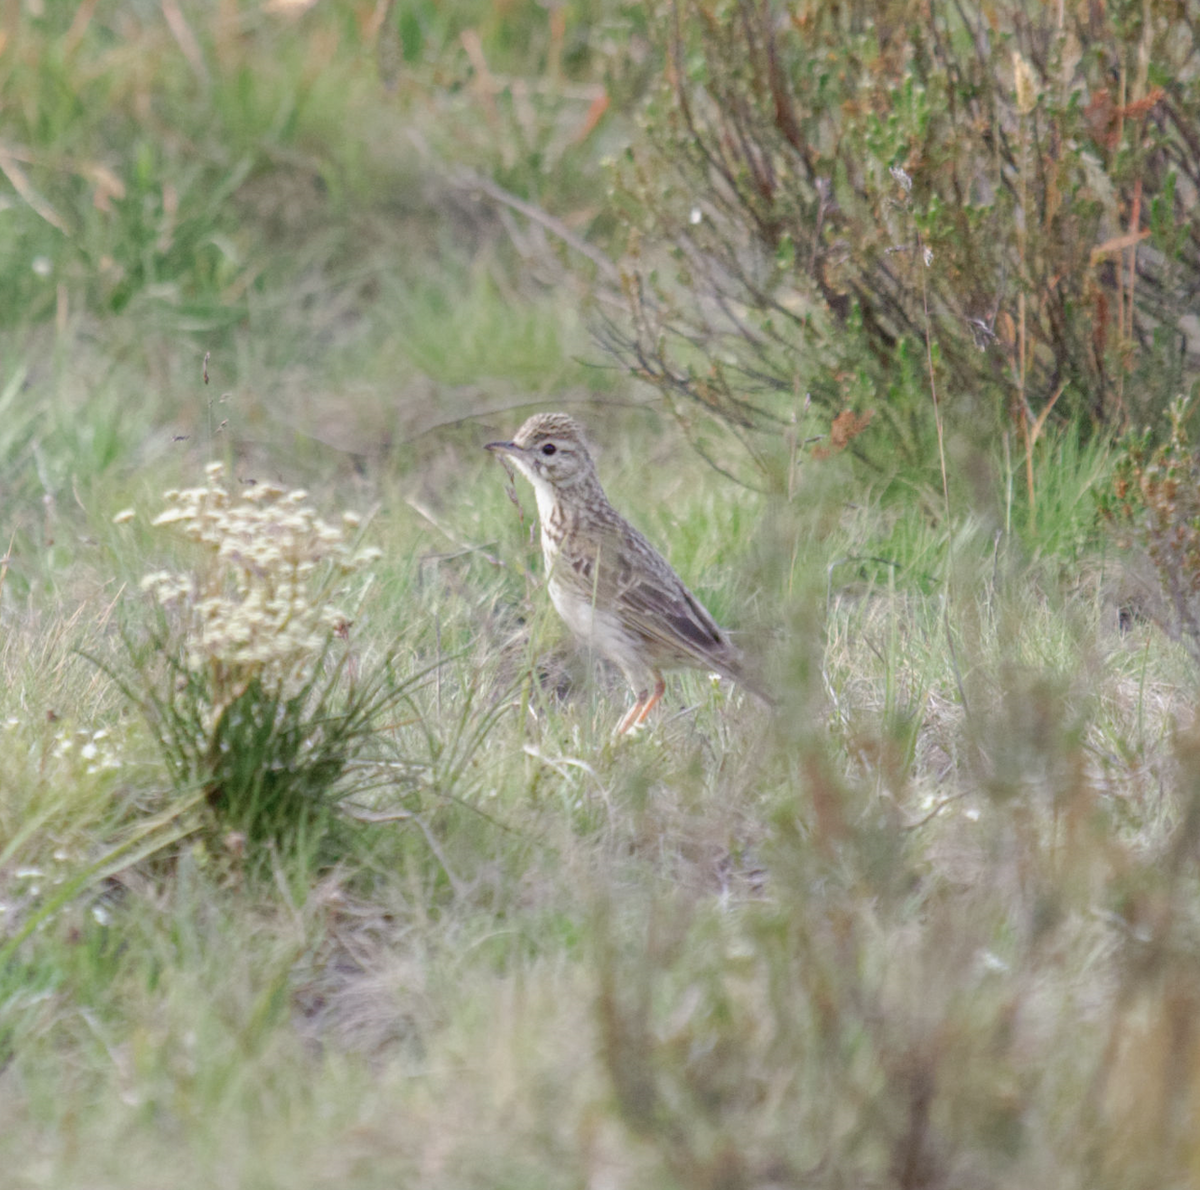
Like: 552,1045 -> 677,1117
485,412 -> 768,733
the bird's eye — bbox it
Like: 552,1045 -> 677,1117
541,443 -> 557,456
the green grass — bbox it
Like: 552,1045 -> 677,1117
4,4 -> 1200,1188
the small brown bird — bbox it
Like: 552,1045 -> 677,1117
486,412 -> 768,733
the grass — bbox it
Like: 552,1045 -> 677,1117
3,3 -> 1200,1188
7,403 -> 1196,1186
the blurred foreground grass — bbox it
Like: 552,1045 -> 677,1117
3,4 -> 1200,1188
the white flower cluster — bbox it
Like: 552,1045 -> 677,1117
51,727 -> 123,775
137,463 -> 380,696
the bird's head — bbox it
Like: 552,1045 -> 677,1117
485,412 -> 596,492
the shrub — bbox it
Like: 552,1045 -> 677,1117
600,0 -> 1200,486
1103,394 -> 1200,670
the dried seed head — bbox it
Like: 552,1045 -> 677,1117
1013,52 -> 1038,115
137,468 -> 379,703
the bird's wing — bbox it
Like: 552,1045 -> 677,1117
575,517 -> 770,699
597,522 -> 737,666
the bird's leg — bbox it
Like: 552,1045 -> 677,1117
616,696 -> 647,735
615,675 -> 667,735
634,676 -> 666,726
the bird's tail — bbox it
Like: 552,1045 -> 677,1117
717,645 -> 776,707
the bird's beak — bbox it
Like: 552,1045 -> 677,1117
485,440 -> 517,455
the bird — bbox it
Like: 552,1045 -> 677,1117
485,412 -> 769,733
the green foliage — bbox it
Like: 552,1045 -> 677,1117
0,0 -> 638,331
602,0 -> 1200,485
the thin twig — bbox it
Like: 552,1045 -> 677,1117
452,167 -> 621,283
0,141 -> 70,234
901,790 -> 972,831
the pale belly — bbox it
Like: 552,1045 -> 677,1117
547,574 -> 649,684
548,574 -> 614,649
